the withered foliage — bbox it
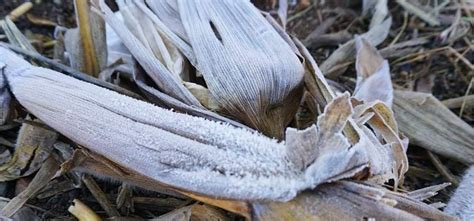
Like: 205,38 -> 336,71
0,0 -> 471,220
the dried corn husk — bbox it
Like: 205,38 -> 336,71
115,0 -> 187,80
1,47 -> 374,201
96,0 -> 201,107
106,0 -> 305,138
351,37 -> 408,183
296,37 -> 407,184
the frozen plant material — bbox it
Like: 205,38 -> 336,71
354,36 -> 393,106
0,62 -> 10,125
296,38 -> 407,183
97,0 -> 201,107
1,48 -> 371,201
131,0 -> 305,138
445,166 -> 474,220
115,0 -> 187,79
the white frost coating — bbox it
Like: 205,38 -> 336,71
1,48 -> 370,201
445,166 -> 474,220
146,0 -> 189,43
0,61 -> 11,124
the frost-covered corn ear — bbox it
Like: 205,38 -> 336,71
1,47 -> 370,201
445,166 -> 474,220
96,0 -> 201,107
147,0 -> 305,138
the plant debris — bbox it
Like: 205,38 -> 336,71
0,0 -> 472,220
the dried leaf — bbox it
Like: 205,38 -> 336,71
96,1 -> 201,107
0,17 -> 36,52
277,0 -> 288,29
154,0 -> 305,138
0,120 -> 57,181
393,90 -> 474,164
365,0 -> 389,28
354,36 -> 393,106
146,0 -> 189,43
189,204 -> 229,221
442,95 -> 474,109
396,0 -> 440,26
285,92 -> 369,181
320,17 -> 392,78
150,203 -> 230,221
295,37 -> 404,183
151,205 -> 192,221
116,1 -> 187,79
252,181 -> 456,221
0,157 -> 59,218
407,183 -> 451,201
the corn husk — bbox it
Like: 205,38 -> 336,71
104,0 -> 305,138
351,36 -> 408,183
96,0 -> 201,107
2,47 -> 380,201
296,37 -> 407,184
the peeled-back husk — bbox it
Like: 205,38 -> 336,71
120,0 -> 305,138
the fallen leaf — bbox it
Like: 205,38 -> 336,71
393,90 -> 474,164
0,120 -> 57,181
1,157 -> 59,218
353,36 -> 393,106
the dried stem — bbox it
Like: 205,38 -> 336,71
68,199 -> 102,221
74,0 -> 101,76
